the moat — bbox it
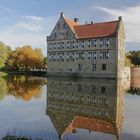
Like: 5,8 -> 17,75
0,76 -> 140,140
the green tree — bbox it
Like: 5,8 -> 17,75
127,51 -> 140,66
0,42 -> 8,68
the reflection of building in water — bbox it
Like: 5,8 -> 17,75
46,78 -> 125,139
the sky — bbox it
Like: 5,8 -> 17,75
0,0 -> 139,56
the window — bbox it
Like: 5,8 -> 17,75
92,85 -> 96,93
67,53 -> 74,61
49,54 -> 56,62
91,40 -> 97,47
102,64 -> 106,71
78,52 -> 84,60
89,52 -> 97,60
78,84 -> 82,92
82,40 -> 85,48
69,55 -> 73,61
78,64 -> 82,70
107,39 -> 110,46
101,87 -> 106,94
60,42 -> 63,49
100,38 -> 110,47
69,41 -> 73,49
100,51 -> 109,59
100,39 -> 103,47
93,64 -> 96,71
54,33 -> 57,38
59,55 -> 64,62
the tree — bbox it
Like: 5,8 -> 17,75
6,45 -> 46,71
132,51 -> 140,65
127,51 -> 140,66
0,42 -> 8,68
125,52 -> 133,67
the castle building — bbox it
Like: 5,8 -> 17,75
47,13 -> 125,79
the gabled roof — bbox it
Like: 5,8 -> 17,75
61,13 -> 120,39
74,21 -> 119,39
64,116 -> 119,136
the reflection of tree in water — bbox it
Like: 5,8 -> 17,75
0,77 -> 7,101
3,135 -> 31,140
6,76 -> 46,101
2,135 -> 43,140
127,88 -> 140,96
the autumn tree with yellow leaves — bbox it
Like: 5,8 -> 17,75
6,45 -> 46,71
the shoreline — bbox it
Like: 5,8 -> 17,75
0,70 -> 47,77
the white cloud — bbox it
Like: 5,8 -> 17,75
0,6 -> 15,13
0,28 -> 45,51
4,7 -> 15,13
98,4 -> 140,44
0,16 -> 56,56
15,22 -> 43,32
22,16 -> 43,21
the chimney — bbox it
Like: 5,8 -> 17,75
60,12 -> 64,17
74,18 -> 79,23
118,16 -> 122,21
91,21 -> 93,24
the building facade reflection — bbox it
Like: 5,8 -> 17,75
46,77 -> 127,140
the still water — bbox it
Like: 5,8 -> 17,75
0,76 -> 140,140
